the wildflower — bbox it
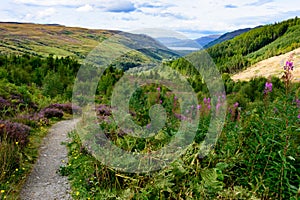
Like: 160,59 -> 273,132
15,141 -> 19,145
295,99 -> 300,107
234,102 -> 239,108
159,100 -> 162,104
15,168 -> 18,172
146,123 -> 151,129
298,114 -> 300,119
197,104 -> 201,110
157,87 -> 161,92
76,191 -> 80,196
264,82 -> 273,94
216,103 -> 221,112
1,190 -> 5,193
174,96 -> 178,100
284,60 -> 294,71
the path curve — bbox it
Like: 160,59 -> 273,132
20,118 -> 80,200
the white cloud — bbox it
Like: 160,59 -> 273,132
76,4 -> 93,12
13,0 -> 85,6
37,8 -> 56,18
3,0 -> 300,39
101,0 -> 136,13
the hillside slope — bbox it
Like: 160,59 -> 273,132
0,22 -> 177,65
195,35 -> 221,47
206,17 -> 300,73
204,28 -> 252,48
232,48 -> 300,82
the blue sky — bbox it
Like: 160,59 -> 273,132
0,0 -> 299,39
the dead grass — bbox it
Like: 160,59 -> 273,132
232,47 -> 300,82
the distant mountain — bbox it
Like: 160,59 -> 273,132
156,34 -> 222,49
0,22 -> 178,67
195,35 -> 221,47
204,28 -> 252,48
156,37 -> 200,49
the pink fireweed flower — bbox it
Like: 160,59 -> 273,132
159,100 -> 162,104
146,123 -> 151,129
157,87 -> 161,92
197,104 -> 201,110
234,102 -> 239,108
295,99 -> 300,108
298,114 -> 300,119
284,61 -> 294,71
216,103 -> 221,112
264,82 -> 273,94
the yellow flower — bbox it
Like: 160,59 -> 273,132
1,190 -> 5,193
15,168 -> 18,172
76,191 -> 80,196
15,142 -> 19,145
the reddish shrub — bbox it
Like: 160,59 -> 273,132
45,103 -> 82,114
41,108 -> 64,119
0,120 -> 31,146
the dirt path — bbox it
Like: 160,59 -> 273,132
20,118 -> 80,200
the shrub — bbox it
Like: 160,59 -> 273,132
15,113 -> 49,127
41,108 -> 64,119
0,120 -> 31,146
44,103 -> 82,114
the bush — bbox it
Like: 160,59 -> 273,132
44,103 -> 82,114
0,120 -> 31,146
41,108 -> 64,119
15,113 -> 49,127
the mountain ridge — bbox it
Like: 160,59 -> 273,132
0,22 -> 178,66
204,28 -> 252,48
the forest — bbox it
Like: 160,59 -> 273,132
207,17 -> 300,73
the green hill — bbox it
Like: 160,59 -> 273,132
0,22 -> 177,70
204,28 -> 252,48
206,17 -> 300,73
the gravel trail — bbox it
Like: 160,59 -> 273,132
20,118 -> 79,200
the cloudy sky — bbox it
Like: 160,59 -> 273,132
0,0 -> 299,39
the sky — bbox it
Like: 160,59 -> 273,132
0,0 -> 299,39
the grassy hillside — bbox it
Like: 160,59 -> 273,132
0,22 -> 177,68
206,17 -> 300,73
